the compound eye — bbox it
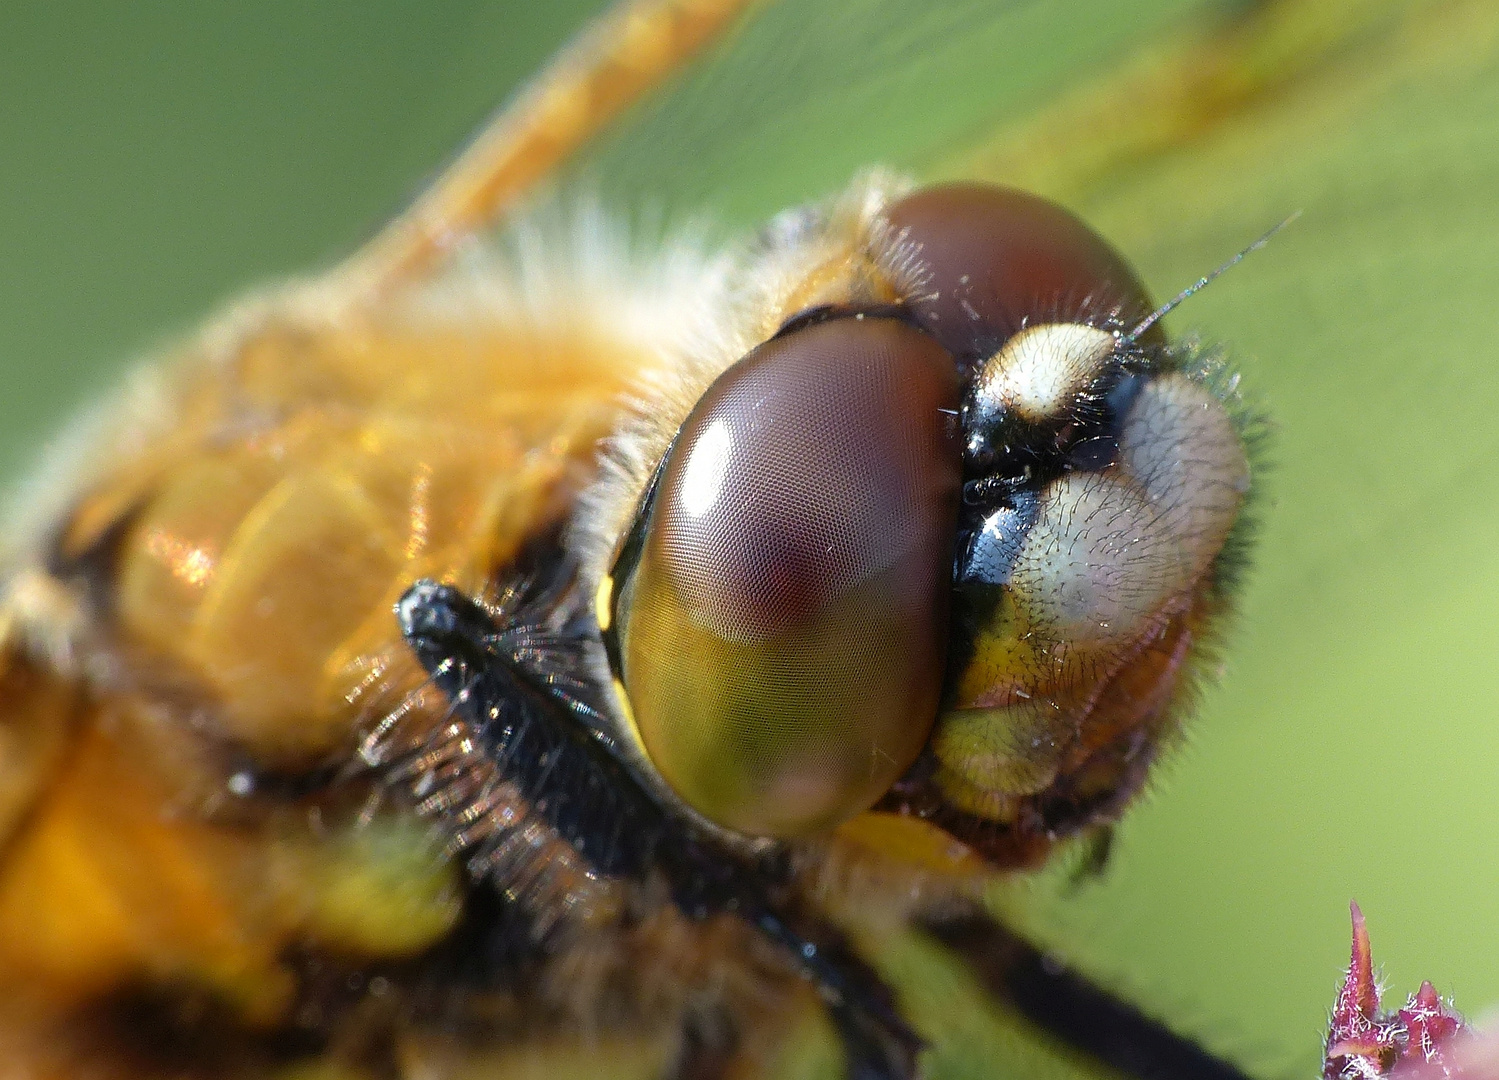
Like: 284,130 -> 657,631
611,318 -> 961,837
885,182 -> 1156,363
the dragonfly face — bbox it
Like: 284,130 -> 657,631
0,3 -> 1272,1079
589,179 -> 1251,862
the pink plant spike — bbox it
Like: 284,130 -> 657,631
1323,902 -> 1469,1079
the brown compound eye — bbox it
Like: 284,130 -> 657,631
609,318 -> 962,838
885,182 -> 1157,364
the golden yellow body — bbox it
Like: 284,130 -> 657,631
0,274 -> 668,1045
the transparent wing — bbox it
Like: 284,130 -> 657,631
565,0 -> 1221,229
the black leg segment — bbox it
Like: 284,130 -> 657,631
922,909 -> 1256,1080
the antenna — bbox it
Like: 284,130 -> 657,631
1123,211 -> 1301,343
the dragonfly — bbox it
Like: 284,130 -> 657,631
2,0 -> 1499,1077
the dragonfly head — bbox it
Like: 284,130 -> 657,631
592,179 -> 1256,863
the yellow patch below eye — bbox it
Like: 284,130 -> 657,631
834,812 -> 989,877
594,573 -> 614,632
976,323 -> 1115,423
610,676 -> 645,753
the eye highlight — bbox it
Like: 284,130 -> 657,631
608,317 -> 961,837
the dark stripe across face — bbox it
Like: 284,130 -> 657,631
613,318 -> 962,837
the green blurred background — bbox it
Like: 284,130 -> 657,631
3,0 -> 1498,1076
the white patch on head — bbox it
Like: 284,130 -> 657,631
975,322 -> 1116,423
1116,372 -> 1251,587
1011,471 -> 1187,651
